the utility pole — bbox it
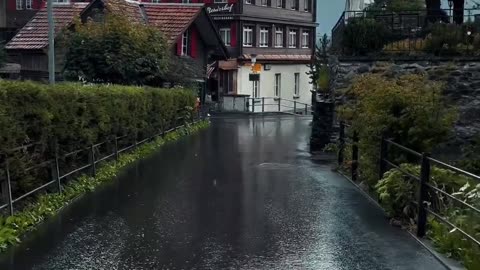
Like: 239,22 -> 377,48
47,0 -> 55,84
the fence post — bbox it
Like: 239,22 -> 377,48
252,98 -> 255,113
262,97 -> 265,113
338,121 -> 345,166
114,136 -> 119,161
351,131 -> 359,182
305,104 -> 308,115
294,101 -> 297,114
90,144 -> 96,177
54,153 -> 61,193
5,159 -> 13,216
379,135 -> 388,180
278,98 -> 281,112
417,153 -> 431,238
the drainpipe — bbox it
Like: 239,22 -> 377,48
47,0 -> 55,84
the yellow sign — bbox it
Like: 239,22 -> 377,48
251,63 -> 262,73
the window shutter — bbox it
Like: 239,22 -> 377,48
176,36 -> 182,56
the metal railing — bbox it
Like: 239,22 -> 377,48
0,108 -> 205,216
331,8 -> 480,54
338,122 -> 480,247
246,97 -> 313,115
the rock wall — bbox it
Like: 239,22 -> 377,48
329,57 -> 480,145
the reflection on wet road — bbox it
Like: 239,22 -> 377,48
0,115 -> 445,269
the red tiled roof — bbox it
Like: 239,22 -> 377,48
5,3 -> 89,50
241,54 -> 313,61
142,4 -> 203,44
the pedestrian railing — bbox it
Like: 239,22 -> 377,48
246,97 -> 313,115
338,121 -> 480,248
0,108 -> 205,216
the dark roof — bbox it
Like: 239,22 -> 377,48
241,54 -> 313,62
5,2 -> 89,50
142,4 -> 203,44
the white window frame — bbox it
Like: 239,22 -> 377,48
289,29 -> 297,48
260,0 -> 268,6
26,0 -> 33,9
246,0 -> 252,4
303,0 -> 309,11
214,0 -> 228,3
259,27 -> 269,48
253,80 -> 260,98
181,31 -> 189,56
151,0 -> 161,2
275,27 -> 283,48
302,31 -> 309,48
276,0 -> 283,8
290,0 -> 297,10
294,73 -> 300,96
52,0 -> 70,3
243,26 -> 253,47
182,0 -> 192,3
220,28 -> 231,47
275,74 -> 281,97
16,0 -> 23,10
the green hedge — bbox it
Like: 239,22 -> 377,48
0,80 -> 195,194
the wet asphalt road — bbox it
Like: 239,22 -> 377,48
0,115 -> 445,270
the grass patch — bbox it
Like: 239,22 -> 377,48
0,120 -> 209,252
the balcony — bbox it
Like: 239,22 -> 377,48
331,8 -> 480,57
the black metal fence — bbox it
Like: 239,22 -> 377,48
338,122 -> 480,247
331,8 -> 480,54
246,97 -> 313,115
0,108 -> 206,216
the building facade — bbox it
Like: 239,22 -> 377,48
206,0 -> 317,108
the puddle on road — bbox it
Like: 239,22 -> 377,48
257,163 -> 297,170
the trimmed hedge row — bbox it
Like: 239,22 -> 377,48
0,80 -> 195,195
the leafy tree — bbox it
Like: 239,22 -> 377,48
342,18 -> 389,55
338,74 -> 457,186
308,34 -> 330,95
63,15 -> 170,85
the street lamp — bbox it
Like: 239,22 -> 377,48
381,1 -> 387,11
47,0 -> 55,84
251,54 -> 257,66
448,0 -> 454,23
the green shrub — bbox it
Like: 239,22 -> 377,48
376,164 -> 480,269
338,74 -> 457,187
0,121 -> 209,252
0,80 -> 195,195
342,18 -> 389,55
425,23 -> 470,55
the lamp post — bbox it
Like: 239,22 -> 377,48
448,0 -> 454,23
47,0 -> 55,84
251,54 -> 257,100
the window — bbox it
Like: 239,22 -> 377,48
243,26 -> 253,47
253,81 -> 260,98
220,28 -> 231,46
260,0 -> 267,6
275,27 -> 283,47
277,0 -> 283,8
275,74 -> 281,97
215,0 -> 227,2
289,29 -> 297,48
52,0 -> 69,3
182,0 -> 191,3
220,71 -> 236,93
16,0 -> 23,10
302,30 -> 309,48
26,0 -> 32,9
294,73 -> 300,96
259,27 -> 269,47
303,0 -> 310,11
290,0 -> 297,10
151,0 -> 161,2
181,30 -> 189,56
246,0 -> 252,4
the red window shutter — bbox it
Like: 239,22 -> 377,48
228,0 -> 236,4
176,36 -> 182,56
204,0 -> 213,4
230,22 -> 237,48
191,27 -> 198,58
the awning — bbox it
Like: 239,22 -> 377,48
219,59 -> 238,70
